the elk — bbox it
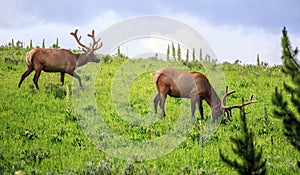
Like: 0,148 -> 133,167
18,29 -> 102,89
153,68 -> 257,121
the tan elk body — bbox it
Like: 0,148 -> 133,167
18,29 -> 102,89
153,68 -> 257,121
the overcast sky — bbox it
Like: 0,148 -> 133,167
1,0 -> 300,65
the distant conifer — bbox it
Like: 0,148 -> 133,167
167,45 -> 170,61
171,42 -> 176,61
11,39 -> 15,48
257,54 -> 260,67
42,39 -> 45,48
55,38 -> 59,48
199,48 -> 203,62
192,48 -> 195,63
117,46 -> 121,58
185,49 -> 189,64
177,43 -> 181,62
30,39 -> 33,49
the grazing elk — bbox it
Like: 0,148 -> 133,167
18,29 -> 102,89
153,68 -> 257,121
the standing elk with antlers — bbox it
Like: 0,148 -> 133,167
153,68 -> 257,121
18,29 -> 102,89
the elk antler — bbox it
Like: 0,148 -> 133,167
70,29 -> 90,50
87,30 -> 103,52
221,86 -> 257,120
70,29 -> 103,52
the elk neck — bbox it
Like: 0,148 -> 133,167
76,53 -> 89,67
209,87 -> 222,110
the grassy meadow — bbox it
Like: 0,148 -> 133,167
0,47 -> 299,174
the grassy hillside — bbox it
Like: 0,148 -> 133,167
0,48 -> 299,174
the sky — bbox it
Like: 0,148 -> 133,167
1,0 -> 300,65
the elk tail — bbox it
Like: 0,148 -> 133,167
151,71 -> 162,92
26,49 -> 37,66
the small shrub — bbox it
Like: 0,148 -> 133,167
72,135 -> 85,147
44,83 -> 66,99
194,168 -> 217,175
257,103 -> 273,136
65,107 -> 77,122
20,148 -> 50,166
83,74 -> 91,81
82,159 -> 114,175
50,135 -> 63,143
123,161 -> 134,175
0,151 -> 6,174
182,165 -> 191,175
22,129 -> 38,140
102,54 -> 113,63
3,57 -> 24,65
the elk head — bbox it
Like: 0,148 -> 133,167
70,29 -> 102,65
221,86 -> 258,120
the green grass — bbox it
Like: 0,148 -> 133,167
0,48 -> 299,174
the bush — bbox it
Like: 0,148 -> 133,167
3,57 -> 24,65
44,83 -> 66,99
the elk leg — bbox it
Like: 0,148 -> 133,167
60,72 -> 65,85
154,92 -> 160,114
191,97 -> 197,117
33,69 -> 42,90
69,72 -> 82,87
196,98 -> 205,145
190,94 -> 200,117
159,93 -> 167,116
18,67 -> 34,88
197,100 -> 204,120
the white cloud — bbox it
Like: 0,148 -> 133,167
1,7 -> 299,65
87,10 -> 124,33
0,10 -> 123,49
0,22 -> 72,48
164,13 -> 293,65
97,12 -> 297,65
114,37 -> 171,59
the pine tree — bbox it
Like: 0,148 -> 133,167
56,38 -> 59,48
257,54 -> 260,67
11,39 -> 15,48
185,49 -> 189,64
117,46 -> 121,58
167,45 -> 170,61
42,39 -> 45,48
272,27 -> 300,167
16,40 -> 23,48
177,43 -> 181,62
30,39 -> 33,49
219,106 -> 267,175
205,54 -> 211,63
199,48 -> 203,62
192,48 -> 195,63
171,42 -> 176,61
